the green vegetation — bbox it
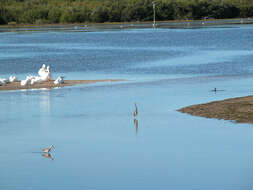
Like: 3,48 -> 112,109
0,0 -> 253,25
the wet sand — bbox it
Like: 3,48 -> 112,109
0,79 -> 123,91
178,95 -> 253,124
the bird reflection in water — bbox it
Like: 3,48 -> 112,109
134,118 -> 139,135
40,89 -> 51,114
42,153 -> 54,160
41,144 -> 55,160
133,103 -> 139,135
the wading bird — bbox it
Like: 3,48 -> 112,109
133,103 -> 138,118
42,144 -> 55,153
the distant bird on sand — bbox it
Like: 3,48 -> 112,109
54,76 -> 64,85
42,144 -> 54,153
133,103 -> 138,118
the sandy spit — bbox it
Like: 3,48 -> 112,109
0,79 -> 124,91
178,95 -> 253,124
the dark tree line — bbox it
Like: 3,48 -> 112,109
0,0 -> 253,25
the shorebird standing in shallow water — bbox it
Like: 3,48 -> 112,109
133,103 -> 138,118
42,144 -> 54,153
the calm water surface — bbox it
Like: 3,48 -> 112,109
1,25 -> 253,190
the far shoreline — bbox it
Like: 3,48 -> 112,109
178,95 -> 253,124
0,79 -> 124,91
0,17 -> 252,30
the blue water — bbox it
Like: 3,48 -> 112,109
1,25 -> 253,190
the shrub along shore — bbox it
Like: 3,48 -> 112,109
0,0 -> 253,25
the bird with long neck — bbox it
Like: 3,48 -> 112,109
42,144 -> 54,153
133,103 -> 138,118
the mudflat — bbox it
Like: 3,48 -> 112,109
0,79 -> 123,91
178,95 -> 253,124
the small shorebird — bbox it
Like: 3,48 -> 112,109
133,103 -> 138,118
42,144 -> 54,153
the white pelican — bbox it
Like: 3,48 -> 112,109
9,76 -> 18,83
54,76 -> 64,85
0,78 -> 9,85
20,79 -> 29,86
31,77 -> 43,85
38,64 -> 46,77
38,64 -> 53,81
46,66 -> 53,80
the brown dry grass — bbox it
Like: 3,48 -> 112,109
178,95 -> 253,124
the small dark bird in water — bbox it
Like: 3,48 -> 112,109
211,88 -> 217,92
133,103 -> 138,118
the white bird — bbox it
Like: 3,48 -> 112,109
26,75 -> 37,81
54,76 -> 64,85
30,76 -> 44,85
46,66 -> 53,80
31,78 -> 42,85
38,64 -> 46,77
9,76 -> 18,83
38,64 -> 53,81
42,144 -> 55,153
20,79 -> 29,86
39,65 -> 53,81
0,78 -> 9,85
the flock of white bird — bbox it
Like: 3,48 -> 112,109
0,64 -> 64,86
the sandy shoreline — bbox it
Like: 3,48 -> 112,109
178,95 -> 253,124
0,79 -> 123,91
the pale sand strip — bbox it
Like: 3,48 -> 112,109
0,79 -> 124,91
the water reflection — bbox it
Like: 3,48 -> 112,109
134,119 -> 139,135
39,89 -> 51,114
42,153 -> 54,160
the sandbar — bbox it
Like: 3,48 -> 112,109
178,95 -> 253,124
0,79 -> 124,91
